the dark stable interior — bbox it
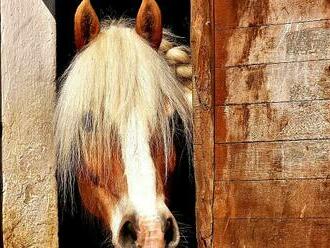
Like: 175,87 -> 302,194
56,1 -> 196,247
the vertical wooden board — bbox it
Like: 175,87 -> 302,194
213,179 -> 330,219
214,0 -> 330,28
215,140 -> 330,181
215,100 -> 330,143
191,0 -> 215,247
1,1 -> 58,247
193,145 -> 215,247
215,60 -> 330,105
213,218 -> 330,248
215,20 -> 330,67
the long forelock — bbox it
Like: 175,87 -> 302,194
55,20 -> 192,203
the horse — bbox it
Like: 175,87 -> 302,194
55,0 -> 193,247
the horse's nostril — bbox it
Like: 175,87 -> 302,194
165,217 -> 179,246
119,221 -> 138,246
166,219 -> 171,231
118,215 -> 179,247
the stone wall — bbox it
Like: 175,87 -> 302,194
1,0 -> 58,247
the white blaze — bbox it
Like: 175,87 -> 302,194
121,112 -> 158,217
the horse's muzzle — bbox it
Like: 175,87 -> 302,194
118,214 -> 180,248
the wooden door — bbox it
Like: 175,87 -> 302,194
192,0 -> 330,247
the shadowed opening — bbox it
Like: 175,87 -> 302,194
55,1 -> 195,247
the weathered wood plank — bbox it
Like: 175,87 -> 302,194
215,100 -> 330,143
215,140 -> 330,181
191,0 -> 215,247
213,218 -> 330,248
215,0 -> 330,28
215,20 -> 330,67
1,0 -> 58,247
214,179 -> 330,219
215,60 -> 330,105
212,2 -> 330,247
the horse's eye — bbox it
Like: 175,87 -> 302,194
82,111 -> 93,132
89,173 -> 100,186
82,166 -> 100,186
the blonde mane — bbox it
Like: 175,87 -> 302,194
55,20 -> 192,201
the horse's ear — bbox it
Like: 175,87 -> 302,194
136,0 -> 163,50
74,0 -> 100,50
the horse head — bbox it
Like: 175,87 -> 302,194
56,0 -> 192,247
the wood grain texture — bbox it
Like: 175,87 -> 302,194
215,140 -> 330,181
213,218 -> 330,248
191,0 -> 215,247
212,1 -> 330,247
215,100 -> 330,143
215,20 -> 330,67
215,60 -> 330,105
1,0 -> 58,247
215,0 -> 330,28
214,179 -> 330,218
